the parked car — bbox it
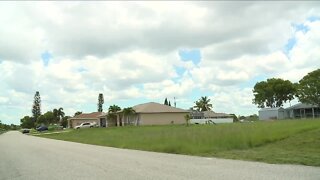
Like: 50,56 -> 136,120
36,126 -> 48,132
74,122 -> 94,129
21,129 -> 30,134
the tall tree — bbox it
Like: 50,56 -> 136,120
252,78 -> 296,108
32,91 -> 41,122
164,98 -> 168,105
296,69 -> 320,107
97,93 -> 104,112
168,101 -> 171,106
194,96 -> 213,111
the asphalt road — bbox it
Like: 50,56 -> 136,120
1,131 -> 319,180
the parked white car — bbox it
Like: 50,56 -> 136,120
74,122 -> 95,129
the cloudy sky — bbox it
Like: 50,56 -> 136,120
1,1 -> 320,125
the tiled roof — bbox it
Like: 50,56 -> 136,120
286,103 -> 318,110
259,107 -> 285,111
71,112 -> 106,119
132,102 -> 188,113
203,111 -> 233,118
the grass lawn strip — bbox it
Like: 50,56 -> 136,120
39,119 -> 320,166
32,130 -> 72,136
213,128 -> 320,166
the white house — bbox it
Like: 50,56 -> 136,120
258,103 -> 320,120
258,107 -> 286,120
190,110 -> 234,124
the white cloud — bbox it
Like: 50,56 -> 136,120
210,87 -> 258,116
277,20 -> 320,82
1,2 -> 320,124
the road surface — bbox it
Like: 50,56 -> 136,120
0,131 -> 319,180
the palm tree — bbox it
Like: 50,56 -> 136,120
53,108 -> 65,124
57,107 -> 65,123
108,105 -> 121,113
107,105 -> 121,126
122,107 -> 136,125
194,101 -> 201,111
53,108 -> 59,124
194,96 -> 213,111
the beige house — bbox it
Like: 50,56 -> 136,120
102,102 -> 189,127
68,112 -> 106,128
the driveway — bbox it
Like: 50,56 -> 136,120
0,131 -> 319,180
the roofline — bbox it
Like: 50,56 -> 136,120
137,111 -> 189,114
68,118 -> 99,120
285,103 -> 319,110
259,107 -> 285,111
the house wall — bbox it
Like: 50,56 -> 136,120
259,110 -> 279,120
139,112 -> 188,125
190,118 -> 233,124
69,119 -> 99,128
289,107 -> 320,119
106,118 -> 117,127
278,109 -> 286,119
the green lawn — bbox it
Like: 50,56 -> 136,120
39,119 -> 320,166
213,127 -> 320,166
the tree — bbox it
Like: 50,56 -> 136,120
194,96 -> 213,111
184,114 -> 191,126
1,121 -> 20,130
168,101 -> 171,106
60,116 -> 70,128
36,115 -> 48,126
20,116 -> 34,129
252,78 -> 296,108
32,91 -> 41,122
107,105 -> 121,124
108,105 -> 121,113
97,93 -> 104,112
74,111 -> 82,116
296,69 -> 320,107
37,111 -> 55,126
53,108 -> 59,123
122,107 -> 136,125
53,107 -> 65,124
57,107 -> 65,123
164,98 -> 168,105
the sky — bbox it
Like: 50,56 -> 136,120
1,1 -> 320,125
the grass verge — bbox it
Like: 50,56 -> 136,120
213,127 -> 320,166
39,119 -> 320,166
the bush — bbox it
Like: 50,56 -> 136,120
48,124 -> 63,131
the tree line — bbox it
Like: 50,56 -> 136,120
20,91 -> 70,129
253,68 -> 320,108
19,92 -> 136,128
0,120 -> 20,131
